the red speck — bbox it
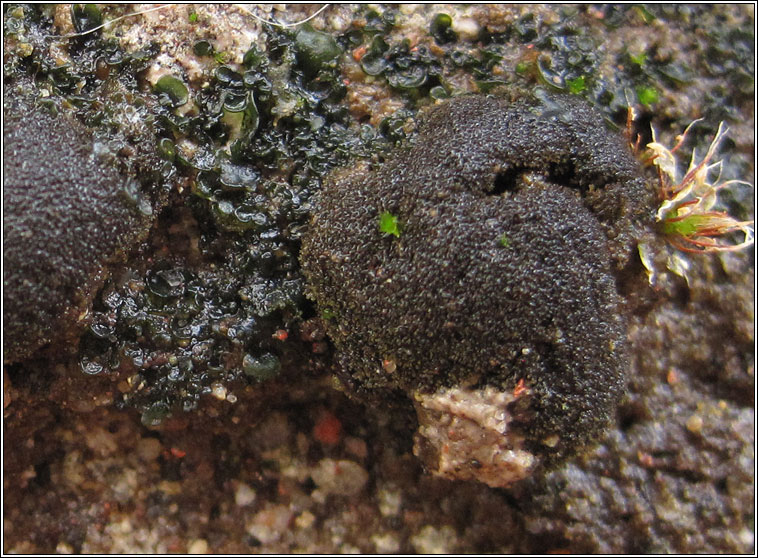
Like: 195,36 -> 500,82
313,411 -> 342,445
170,447 -> 186,458
273,329 -> 288,341
311,341 -> 328,354
513,378 -> 529,398
637,451 -> 654,468
526,44 -> 534,49
352,45 -> 368,61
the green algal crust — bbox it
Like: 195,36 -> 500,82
301,93 -> 654,478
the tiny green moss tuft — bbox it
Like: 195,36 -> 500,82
636,85 -> 659,107
566,76 -> 586,94
379,211 -> 402,237
629,51 -> 647,66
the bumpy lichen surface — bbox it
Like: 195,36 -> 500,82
3,96 -> 161,363
301,93 -> 652,474
3,4 -> 753,554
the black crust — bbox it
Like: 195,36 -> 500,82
300,93 -> 653,459
3,101 -> 154,362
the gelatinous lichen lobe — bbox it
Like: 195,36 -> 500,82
3,103 -> 151,362
301,94 -> 649,460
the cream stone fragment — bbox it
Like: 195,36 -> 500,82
412,386 -> 536,487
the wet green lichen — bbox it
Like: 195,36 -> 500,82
79,255 -> 303,417
301,93 -> 654,469
294,23 -> 343,78
62,22 -> 387,420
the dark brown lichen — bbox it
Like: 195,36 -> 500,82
3,94 -> 166,363
300,93 -> 654,481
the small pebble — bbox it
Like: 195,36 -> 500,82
295,510 -> 316,529
311,459 -> 368,496
371,532 -> 400,553
246,504 -> 293,544
411,525 -> 457,554
187,539 -> 208,554
211,383 -> 227,400
686,414 -> 704,434
452,17 -> 480,39
234,482 -> 257,507
377,486 -> 402,517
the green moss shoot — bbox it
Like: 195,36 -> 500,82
379,211 -> 401,237
636,85 -> 659,107
567,76 -> 586,94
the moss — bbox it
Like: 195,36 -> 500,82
301,93 -> 654,465
378,211 -> 402,237
636,85 -> 659,107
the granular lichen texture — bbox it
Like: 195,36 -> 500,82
301,93 -> 652,479
3,4 -> 753,554
3,98 -> 157,362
